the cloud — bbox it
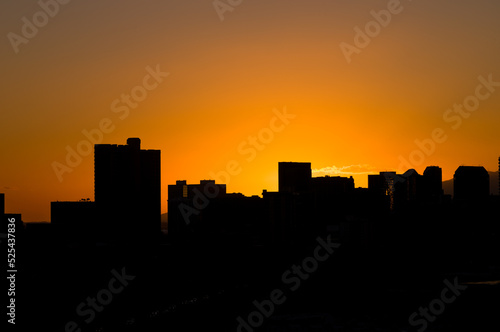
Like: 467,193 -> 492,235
312,164 -> 378,176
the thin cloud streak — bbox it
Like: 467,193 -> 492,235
312,164 -> 378,176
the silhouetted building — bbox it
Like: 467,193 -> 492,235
262,190 -> 298,245
403,169 -> 421,202
369,172 -> 404,211
167,180 -> 266,244
279,162 -> 311,194
264,163 -> 356,246
423,166 -> 443,204
453,166 -> 490,201
209,193 -> 265,244
498,156 -> 500,195
49,138 -> 160,244
368,173 -> 387,196
368,169 -> 427,211
94,138 -> 161,243
311,175 -> 354,195
51,200 -> 96,242
310,175 -> 355,227
167,180 -> 226,239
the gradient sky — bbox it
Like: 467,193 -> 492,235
1,0 -> 500,221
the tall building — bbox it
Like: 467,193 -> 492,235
453,166 -> 489,201
278,162 -> 311,194
498,156 -> 500,195
311,175 -> 355,195
167,180 -> 226,239
423,166 -> 443,204
94,138 -> 161,242
310,175 -> 356,237
264,162 -> 333,246
368,171 -> 407,211
368,169 -> 431,210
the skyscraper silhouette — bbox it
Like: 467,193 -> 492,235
167,179 -> 226,239
278,162 -> 311,194
453,166 -> 489,201
423,166 -> 443,204
94,137 -> 161,243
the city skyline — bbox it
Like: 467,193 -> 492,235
2,1 -> 500,222
0,0 -> 500,332
2,2 -> 500,330
3,136 -> 499,223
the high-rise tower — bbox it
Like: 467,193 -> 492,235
94,138 -> 160,242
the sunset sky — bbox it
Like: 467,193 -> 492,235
1,0 -> 500,222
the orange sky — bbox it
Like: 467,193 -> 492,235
1,0 -> 500,221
